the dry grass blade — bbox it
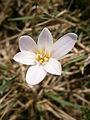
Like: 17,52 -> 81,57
0,0 -> 90,120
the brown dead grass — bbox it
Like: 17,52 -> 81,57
0,0 -> 90,120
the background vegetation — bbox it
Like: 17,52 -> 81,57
0,0 -> 90,120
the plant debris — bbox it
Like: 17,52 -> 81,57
0,0 -> 90,120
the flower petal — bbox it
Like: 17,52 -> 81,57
38,28 -> 53,52
51,33 -> 77,59
26,65 -> 47,85
19,35 -> 37,53
44,58 -> 62,75
13,52 -> 36,65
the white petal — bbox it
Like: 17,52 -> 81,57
19,35 -> 37,53
13,52 -> 35,65
44,58 -> 62,75
38,28 -> 53,52
51,33 -> 77,59
26,65 -> 47,85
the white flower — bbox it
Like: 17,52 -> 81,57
13,28 -> 77,85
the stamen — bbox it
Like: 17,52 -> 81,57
47,53 -> 50,58
35,54 -> 39,61
35,49 -> 50,64
40,59 -> 43,63
37,50 -> 41,54
42,49 -> 45,56
44,57 -> 48,62
35,54 -> 38,59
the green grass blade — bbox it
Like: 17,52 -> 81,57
9,15 -> 34,21
0,74 -> 19,94
44,92 -> 86,109
64,55 -> 87,66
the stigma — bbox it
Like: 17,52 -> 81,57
35,49 -> 50,64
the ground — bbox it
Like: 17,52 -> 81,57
0,0 -> 90,120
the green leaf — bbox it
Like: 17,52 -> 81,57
0,74 -> 19,94
64,55 -> 87,66
35,103 -> 44,120
36,104 -> 41,113
8,101 -> 16,107
81,107 -> 90,120
78,32 -> 83,42
9,15 -> 34,21
44,92 -> 86,109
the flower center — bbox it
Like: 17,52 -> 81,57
35,49 -> 50,64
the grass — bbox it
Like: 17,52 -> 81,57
9,15 -> 35,21
0,0 -> 90,120
0,74 -> 19,95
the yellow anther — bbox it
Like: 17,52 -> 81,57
35,49 -> 50,64
37,50 -> 41,54
44,57 -> 48,62
42,49 -> 46,56
47,52 -> 50,58
35,54 -> 37,59
40,59 -> 43,63
35,54 -> 40,61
